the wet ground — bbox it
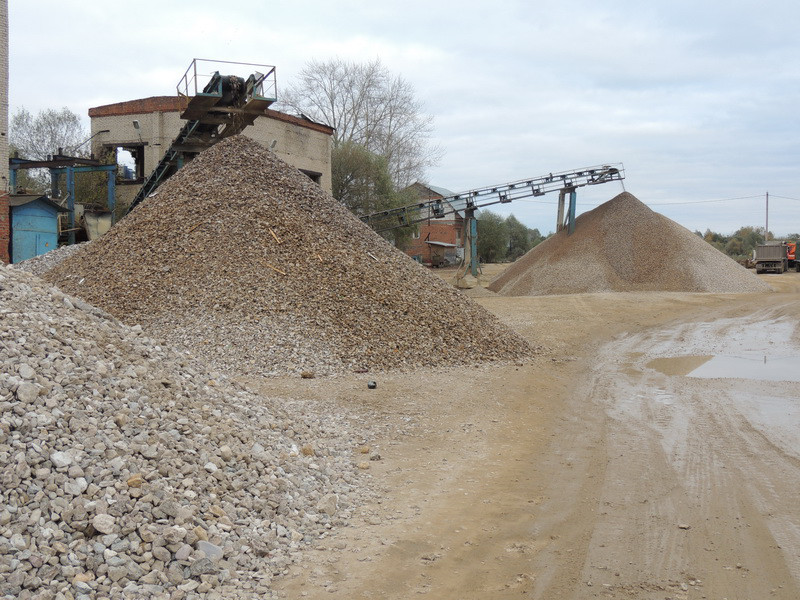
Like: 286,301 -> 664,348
274,271 -> 800,599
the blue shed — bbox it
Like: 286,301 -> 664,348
9,195 -> 68,264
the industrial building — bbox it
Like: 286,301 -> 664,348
88,96 -> 334,221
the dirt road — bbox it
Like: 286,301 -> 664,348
270,270 -> 800,599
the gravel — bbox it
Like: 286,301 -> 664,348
1,265 -> 380,599
13,243 -> 90,277
488,192 -> 772,296
43,135 -> 533,377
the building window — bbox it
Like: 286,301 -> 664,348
299,169 -> 322,186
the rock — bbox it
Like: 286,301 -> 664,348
126,473 -> 143,488
193,526 -> 209,542
175,544 -> 192,561
219,445 -> 233,461
49,451 -> 73,469
19,364 -> 36,380
92,514 -> 116,535
189,557 -> 218,577
107,565 -> 128,582
166,563 -> 185,585
316,493 -> 339,517
152,545 -> 171,562
197,540 -> 224,561
301,444 -> 315,456
16,382 -> 40,402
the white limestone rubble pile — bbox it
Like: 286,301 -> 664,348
0,266 -> 377,600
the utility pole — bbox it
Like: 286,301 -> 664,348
765,191 -> 769,241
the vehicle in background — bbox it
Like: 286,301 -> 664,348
754,243 -> 789,274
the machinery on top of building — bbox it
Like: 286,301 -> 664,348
126,59 -> 277,214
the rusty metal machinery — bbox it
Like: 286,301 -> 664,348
360,164 -> 625,281
127,59 -> 277,214
360,164 -> 625,234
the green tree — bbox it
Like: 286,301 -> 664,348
505,214 -> 532,260
477,211 -> 508,263
333,141 -> 417,247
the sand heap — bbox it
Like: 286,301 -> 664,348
0,265 -> 376,599
489,192 -> 772,296
45,135 -> 532,376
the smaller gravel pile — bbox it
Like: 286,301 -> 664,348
489,192 -> 772,296
45,135 -> 532,377
0,266 -> 375,600
13,243 -> 90,277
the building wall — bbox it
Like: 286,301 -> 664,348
88,98 -> 333,213
406,220 -> 463,265
0,193 -> 9,263
0,0 -> 7,194
1,0 -> 9,262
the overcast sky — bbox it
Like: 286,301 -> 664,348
9,0 -> 800,236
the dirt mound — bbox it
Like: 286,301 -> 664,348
488,192 -> 772,296
44,135 -> 532,376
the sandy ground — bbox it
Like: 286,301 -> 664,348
263,266 -> 800,599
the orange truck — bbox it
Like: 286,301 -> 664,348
786,241 -> 798,271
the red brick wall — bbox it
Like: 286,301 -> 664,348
406,221 -> 462,264
0,192 -> 9,263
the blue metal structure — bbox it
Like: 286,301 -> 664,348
360,164 -> 625,280
361,164 -> 624,234
9,155 -> 117,246
9,195 -> 68,263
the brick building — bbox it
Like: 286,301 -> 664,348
88,96 -> 333,218
403,183 -> 464,267
1,0 -> 10,263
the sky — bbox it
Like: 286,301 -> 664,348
8,0 -> 800,236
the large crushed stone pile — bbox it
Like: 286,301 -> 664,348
1,266 -> 376,599
44,135 -> 532,376
489,192 -> 772,296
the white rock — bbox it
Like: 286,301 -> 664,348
50,451 -> 73,468
93,514 -> 116,534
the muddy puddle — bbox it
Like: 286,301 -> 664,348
688,353 -> 800,382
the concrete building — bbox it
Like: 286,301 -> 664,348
1,0 -> 10,263
88,97 -> 334,218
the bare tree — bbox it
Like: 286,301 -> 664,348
10,107 -> 88,160
280,58 -> 442,189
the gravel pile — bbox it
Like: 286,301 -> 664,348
489,192 -> 772,296
1,265 -> 377,600
13,243 -> 90,277
44,135 -> 532,377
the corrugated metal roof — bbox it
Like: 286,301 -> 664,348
426,184 -> 456,198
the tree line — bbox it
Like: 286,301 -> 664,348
695,227 -> 800,262
476,211 -> 549,263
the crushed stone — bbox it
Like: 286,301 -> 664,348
488,192 -> 772,296
44,135 -> 533,377
1,265 -> 380,599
